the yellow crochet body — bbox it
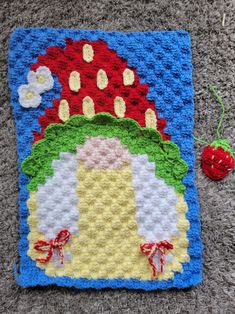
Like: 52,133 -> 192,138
27,162 -> 189,280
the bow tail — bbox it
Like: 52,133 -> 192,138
148,256 -> 157,278
33,229 -> 71,264
57,245 -> 64,264
159,247 -> 166,273
35,244 -> 53,263
141,241 -> 173,278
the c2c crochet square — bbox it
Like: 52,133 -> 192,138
9,28 -> 202,290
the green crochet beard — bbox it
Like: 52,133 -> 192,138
22,113 -> 188,193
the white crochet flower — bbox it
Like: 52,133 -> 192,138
27,66 -> 54,93
18,84 -> 42,108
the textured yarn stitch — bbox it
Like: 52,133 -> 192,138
9,28 -> 202,290
29,38 -> 169,142
201,145 -> 234,180
22,113 -> 188,193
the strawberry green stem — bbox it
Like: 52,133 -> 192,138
211,139 -> 234,158
194,137 -> 209,145
208,85 -> 225,139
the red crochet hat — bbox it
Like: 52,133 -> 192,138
30,39 -> 170,142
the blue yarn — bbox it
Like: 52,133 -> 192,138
9,28 -> 202,290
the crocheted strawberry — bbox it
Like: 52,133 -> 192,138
201,140 -> 234,180
198,85 -> 234,180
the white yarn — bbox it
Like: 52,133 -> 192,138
131,154 -> 179,243
18,84 -> 41,108
27,66 -> 54,93
35,150 -> 179,245
36,152 -> 79,240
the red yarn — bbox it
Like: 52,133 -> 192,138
140,240 -> 173,277
34,229 -> 71,264
201,145 -> 234,180
31,39 -> 170,142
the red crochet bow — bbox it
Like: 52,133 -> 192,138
34,229 -> 71,264
140,240 -> 173,277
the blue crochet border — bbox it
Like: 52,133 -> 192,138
8,28 -> 202,290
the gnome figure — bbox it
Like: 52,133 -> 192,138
22,39 -> 190,280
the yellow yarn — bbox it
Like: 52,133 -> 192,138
97,69 -> 108,90
58,99 -> 70,122
114,96 -> 126,118
69,71 -> 81,92
27,162 -> 189,280
82,96 -> 95,118
123,68 -> 135,86
145,108 -> 157,129
82,44 -> 94,63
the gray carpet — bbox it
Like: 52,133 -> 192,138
1,0 -> 235,313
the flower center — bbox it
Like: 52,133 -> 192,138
37,75 -> 46,84
26,92 -> 34,100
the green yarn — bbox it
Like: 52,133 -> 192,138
208,85 -> 234,157
211,139 -> 234,157
195,86 -> 234,158
194,137 -> 209,145
208,85 -> 225,139
22,113 -> 188,193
